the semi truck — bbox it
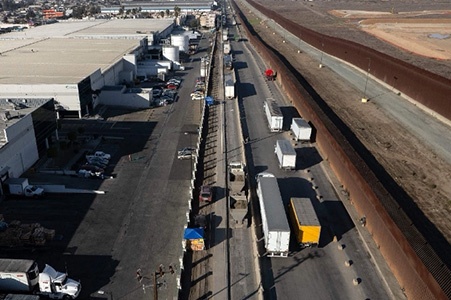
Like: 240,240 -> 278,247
275,140 -> 296,170
222,28 -> 228,41
0,259 -> 81,299
256,172 -> 290,257
224,74 -> 235,99
223,41 -> 231,55
224,54 -> 233,70
288,198 -> 321,248
4,178 -> 44,198
264,99 -> 283,132
229,161 -> 248,227
291,118 -> 312,142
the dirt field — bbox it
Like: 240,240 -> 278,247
333,10 -> 451,60
239,0 -> 451,243
252,0 -> 451,80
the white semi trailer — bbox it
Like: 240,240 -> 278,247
264,99 -> 283,132
275,140 -> 296,170
0,259 -> 80,299
225,74 -> 235,99
291,118 -> 312,141
256,173 -> 290,257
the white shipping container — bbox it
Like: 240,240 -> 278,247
291,118 -> 312,141
275,140 -> 296,170
264,99 -> 283,132
225,73 -> 235,99
256,173 -> 291,257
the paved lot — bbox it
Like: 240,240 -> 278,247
0,36 -> 211,299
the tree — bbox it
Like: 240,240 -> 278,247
174,6 -> 180,18
159,11 -> 164,18
189,19 -> 200,30
118,6 -> 124,15
165,9 -> 170,17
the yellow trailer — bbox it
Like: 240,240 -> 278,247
288,197 -> 321,248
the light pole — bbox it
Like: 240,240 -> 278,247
298,33 -> 302,53
319,42 -> 324,68
362,57 -> 371,102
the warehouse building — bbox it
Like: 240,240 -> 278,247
0,98 -> 57,193
0,19 -> 174,117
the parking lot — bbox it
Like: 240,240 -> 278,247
0,33 -> 212,299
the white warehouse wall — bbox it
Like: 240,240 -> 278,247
96,87 -> 152,109
0,114 -> 39,178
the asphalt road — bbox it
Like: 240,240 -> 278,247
259,10 -> 451,166
233,14 -> 393,300
0,36 -> 212,300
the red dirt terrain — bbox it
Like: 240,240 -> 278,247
237,0 -> 451,244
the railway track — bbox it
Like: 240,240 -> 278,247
188,30 -> 224,300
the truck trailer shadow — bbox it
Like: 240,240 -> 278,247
295,146 -> 323,170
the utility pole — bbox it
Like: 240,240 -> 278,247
362,57 -> 371,102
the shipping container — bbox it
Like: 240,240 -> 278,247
291,118 -> 312,142
256,173 -> 290,257
264,99 -> 283,132
288,197 -> 321,248
275,140 -> 296,170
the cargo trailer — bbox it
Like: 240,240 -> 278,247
288,197 -> 321,248
275,140 -> 296,170
256,173 -> 290,257
264,99 -> 283,132
291,118 -> 312,142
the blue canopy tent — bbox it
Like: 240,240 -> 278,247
184,228 -> 205,251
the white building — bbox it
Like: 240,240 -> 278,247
0,98 -> 57,197
0,19 -> 174,118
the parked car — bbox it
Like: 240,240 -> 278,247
195,82 -> 205,88
86,158 -> 108,168
168,78 -> 181,85
79,164 -> 104,173
191,93 -> 204,101
167,83 -> 179,90
199,185 -> 212,202
177,147 -> 195,159
78,169 -> 104,179
196,77 -> 205,82
152,88 -> 162,97
190,90 -> 205,97
86,151 -> 111,160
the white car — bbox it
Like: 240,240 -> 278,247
177,147 -> 195,159
191,93 -> 204,101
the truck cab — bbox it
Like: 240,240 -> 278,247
38,265 -> 80,299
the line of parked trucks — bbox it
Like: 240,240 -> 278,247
256,98 -> 320,257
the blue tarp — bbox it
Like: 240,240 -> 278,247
184,227 -> 204,239
205,96 -> 214,106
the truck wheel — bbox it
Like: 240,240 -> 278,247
63,296 -> 72,300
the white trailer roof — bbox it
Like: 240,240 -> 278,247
258,177 -> 290,231
277,140 -> 296,155
0,259 -> 35,272
292,117 -> 310,128
265,98 -> 282,117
